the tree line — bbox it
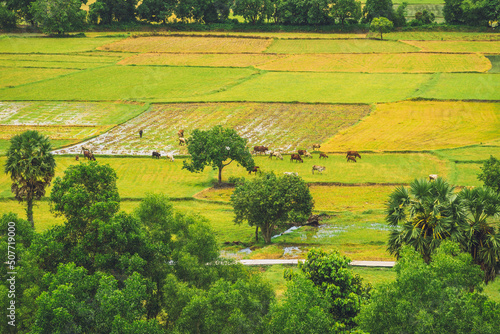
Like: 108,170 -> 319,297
1,0 -> 499,33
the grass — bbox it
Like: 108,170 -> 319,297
204,72 -> 432,103
257,53 -> 490,73
53,102 -> 370,155
265,39 -> 420,53
487,55 -> 500,73
0,66 -> 259,102
0,125 -> 113,141
433,145 -> 500,162
0,36 -> 127,53
0,67 -> 77,88
416,73 -> 500,100
0,139 -> 75,154
99,36 -> 273,53
322,101 -> 500,152
402,40 -> 500,53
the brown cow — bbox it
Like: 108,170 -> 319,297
83,150 -> 95,161
139,129 -> 143,138
319,153 -> 328,159
178,129 -> 184,138
290,154 -> 303,163
179,138 -> 186,146
298,150 -> 306,156
253,146 -> 269,155
75,155 -> 79,161
312,144 -> 321,150
347,156 -> 357,163
248,166 -> 260,175
346,150 -> 361,159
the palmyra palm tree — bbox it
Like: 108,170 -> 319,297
5,130 -> 56,227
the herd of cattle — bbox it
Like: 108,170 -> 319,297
250,145 -> 362,175
76,129 -> 364,176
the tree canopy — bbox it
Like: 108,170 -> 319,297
369,16 -> 393,39
231,172 -> 313,243
30,0 -> 86,35
5,130 -> 56,227
478,155 -> 500,194
182,125 -> 254,184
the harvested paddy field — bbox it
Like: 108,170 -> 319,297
381,31 -> 500,41
265,39 -> 420,53
321,101 -> 500,152
0,53 -> 124,69
53,103 -> 370,155
99,36 -> 273,53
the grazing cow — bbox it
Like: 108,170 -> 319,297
179,138 -> 186,146
83,150 -> 94,161
312,165 -> 326,174
269,151 -> 283,160
178,129 -> 184,138
319,153 -> 328,159
165,153 -> 174,162
139,129 -> 143,138
303,151 -> 313,158
253,146 -> 269,155
152,151 -> 161,159
347,156 -> 357,163
429,174 -> 438,181
290,154 -> 303,163
81,145 -> 93,154
298,150 -> 307,156
248,166 -> 260,175
284,172 -> 298,176
75,155 -> 79,161
346,150 -> 361,159
312,144 -> 321,150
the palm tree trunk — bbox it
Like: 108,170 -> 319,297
27,197 -> 34,228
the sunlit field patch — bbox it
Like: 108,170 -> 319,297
402,40 -> 500,53
0,66 -> 258,101
265,39 -> 420,54
159,31 -> 368,39
99,36 -> 273,53
434,145 -> 500,162
54,103 -> 369,155
257,53 -> 490,73
322,101 -> 500,152
204,72 -> 431,103
0,36 -> 127,53
416,73 -> 500,100
0,67 -> 76,88
382,31 -> 500,41
0,54 -> 122,69
119,53 -> 285,67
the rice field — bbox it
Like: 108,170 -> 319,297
52,103 -> 370,155
0,54 -> 124,69
0,36 -> 126,53
417,73 -> 500,100
0,66 -> 259,101
382,32 -> 500,41
402,40 -> 500,53
257,53 -> 490,73
0,67 -> 77,88
321,101 -> 500,151
265,39 -> 420,53
99,36 -> 273,53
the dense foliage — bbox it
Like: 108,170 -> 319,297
357,242 -> 500,333
478,155 -> 500,194
386,177 -> 500,283
30,0 -> 86,34
231,172 -> 313,243
443,0 -> 500,26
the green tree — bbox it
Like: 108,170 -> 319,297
0,3 -> 17,28
369,16 -> 393,39
50,161 -> 120,238
89,0 -> 137,24
362,0 -> 395,23
478,155 -> 500,194
297,249 -> 371,329
356,242 -> 500,333
386,178 -> 466,263
331,0 -> 362,25
458,186 -> 500,283
137,0 -> 175,23
182,125 -> 254,184
5,130 -> 56,227
233,0 -> 273,24
263,274 -> 338,334
30,0 -> 86,35
231,172 -> 313,244
5,0 -> 36,25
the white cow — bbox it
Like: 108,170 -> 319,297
312,165 -> 326,174
284,172 -> 298,176
429,174 -> 438,181
269,151 -> 283,160
165,153 -> 175,162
